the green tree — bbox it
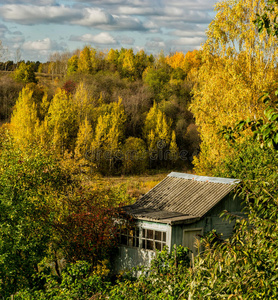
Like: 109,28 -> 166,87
143,66 -> 171,102
67,54 -> 79,75
105,48 -> 119,72
13,62 -> 37,84
0,140 -> 69,298
122,137 -> 148,174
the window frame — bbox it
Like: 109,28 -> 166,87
118,222 -> 167,251
141,228 -> 167,251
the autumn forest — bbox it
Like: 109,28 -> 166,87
1,0 -> 278,298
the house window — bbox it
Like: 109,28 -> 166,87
119,225 -> 139,248
119,224 -> 167,251
142,229 -> 166,251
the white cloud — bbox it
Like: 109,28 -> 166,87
74,0 -> 128,5
103,15 -> 145,31
72,8 -> 114,26
171,36 -> 206,46
3,0 -> 56,4
116,6 -> 158,15
0,4 -> 147,31
0,4 -> 81,25
145,40 -> 166,50
168,0 -> 217,10
171,28 -> 207,38
22,37 -> 63,51
151,10 -> 211,24
70,32 -> 117,44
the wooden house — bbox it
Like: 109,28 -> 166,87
113,172 -> 242,273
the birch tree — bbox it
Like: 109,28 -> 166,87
190,0 -> 278,174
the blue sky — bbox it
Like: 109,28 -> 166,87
0,0 -> 218,62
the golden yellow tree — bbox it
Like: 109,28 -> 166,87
45,88 -> 79,154
10,86 -> 41,148
144,102 -> 177,167
165,52 -> 185,70
190,0 -> 278,174
91,99 -> 126,173
75,117 -> 94,162
78,46 -> 93,74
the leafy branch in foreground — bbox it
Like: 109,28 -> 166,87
219,88 -> 278,150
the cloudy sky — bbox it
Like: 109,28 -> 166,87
0,0 -> 218,62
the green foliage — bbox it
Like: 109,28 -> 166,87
108,245 -> 190,299
122,137 -> 148,174
67,55 -> 78,75
0,138 -> 69,298
13,62 -> 37,84
143,66 -> 171,102
220,90 -> 278,150
254,0 -> 278,36
0,136 -> 132,297
15,261 -> 110,300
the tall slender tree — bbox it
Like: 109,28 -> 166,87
10,86 -> 41,148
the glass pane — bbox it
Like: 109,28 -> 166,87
155,242 -> 162,251
135,227 -> 139,237
129,229 -> 134,237
121,235 -> 127,245
128,236 -> 133,246
142,239 -> 146,248
142,229 -> 146,238
163,232 -> 166,242
155,231 -> 161,241
146,240 -> 153,250
121,227 -> 127,235
133,237 -> 139,247
147,230 -> 153,239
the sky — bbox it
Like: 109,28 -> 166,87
0,0 -> 218,62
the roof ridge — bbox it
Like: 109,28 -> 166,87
168,172 -> 240,184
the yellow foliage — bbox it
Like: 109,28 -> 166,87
93,259 -> 110,277
190,0 -> 278,174
166,50 -> 202,73
166,52 -> 186,69
10,87 -> 41,149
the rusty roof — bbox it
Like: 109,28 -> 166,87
123,172 -> 240,225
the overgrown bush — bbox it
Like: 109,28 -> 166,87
15,261 -> 110,300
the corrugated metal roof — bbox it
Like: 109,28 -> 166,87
124,172 -> 240,224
